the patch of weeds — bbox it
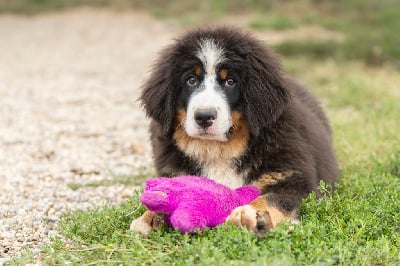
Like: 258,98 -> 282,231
60,190 -> 145,244
4,250 -> 34,266
67,166 -> 155,191
311,0 -> 400,65
251,0 -> 400,66
298,173 -> 400,265
66,182 -> 81,191
274,40 -> 341,60
374,149 -> 400,177
250,16 -> 296,30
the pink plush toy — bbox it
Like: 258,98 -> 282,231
141,175 -> 260,233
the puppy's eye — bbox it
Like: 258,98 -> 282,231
187,76 -> 198,87
225,78 -> 236,87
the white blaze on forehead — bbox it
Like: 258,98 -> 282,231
196,39 -> 225,75
184,39 -> 231,142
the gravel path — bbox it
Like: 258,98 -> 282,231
0,9 -> 178,261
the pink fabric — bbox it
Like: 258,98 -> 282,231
141,176 -> 259,233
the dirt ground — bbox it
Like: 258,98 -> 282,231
0,8 -> 180,260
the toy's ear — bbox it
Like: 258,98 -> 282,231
140,45 -> 179,135
141,190 -> 169,211
144,178 -> 160,190
144,177 -> 170,191
242,42 -> 291,136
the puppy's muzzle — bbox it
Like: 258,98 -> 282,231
194,108 -> 217,129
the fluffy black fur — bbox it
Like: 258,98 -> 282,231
139,26 -> 339,234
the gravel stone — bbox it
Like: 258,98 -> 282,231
0,9 -> 178,262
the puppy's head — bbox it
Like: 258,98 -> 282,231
140,27 -> 290,140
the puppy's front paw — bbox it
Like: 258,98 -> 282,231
130,217 -> 152,236
130,210 -> 162,236
226,204 -> 273,237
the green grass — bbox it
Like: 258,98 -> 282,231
7,60 -> 400,265
8,159 -> 400,265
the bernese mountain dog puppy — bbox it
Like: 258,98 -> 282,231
131,26 -> 339,237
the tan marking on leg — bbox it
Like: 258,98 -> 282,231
252,171 -> 298,189
226,196 -> 293,236
249,196 -> 291,228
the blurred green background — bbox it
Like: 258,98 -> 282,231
0,0 -> 399,67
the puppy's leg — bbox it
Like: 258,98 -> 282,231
130,210 -> 163,236
226,171 -> 307,237
226,195 -> 295,237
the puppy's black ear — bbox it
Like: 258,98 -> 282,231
243,41 -> 290,136
140,46 -> 178,135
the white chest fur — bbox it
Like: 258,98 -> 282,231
201,160 -> 244,189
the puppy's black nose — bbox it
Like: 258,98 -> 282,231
194,108 -> 217,129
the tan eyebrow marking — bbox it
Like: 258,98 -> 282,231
220,69 -> 228,80
194,66 -> 202,77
